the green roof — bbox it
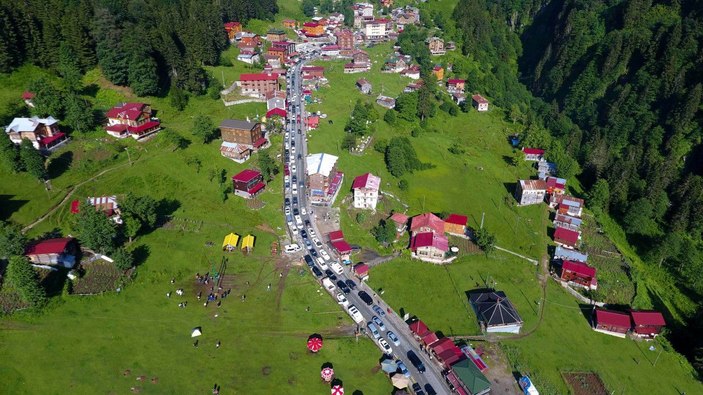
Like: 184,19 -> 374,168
452,359 -> 491,394
268,28 -> 286,34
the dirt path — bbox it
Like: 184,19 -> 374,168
274,259 -> 291,311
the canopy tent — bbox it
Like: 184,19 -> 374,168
321,367 -> 334,382
191,327 -> 202,337
222,233 -> 240,251
391,374 -> 410,388
331,385 -> 344,395
307,334 -> 323,352
381,358 -> 398,374
241,234 -> 255,252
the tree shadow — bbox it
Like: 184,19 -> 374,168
40,267 -> 67,298
131,244 -> 151,267
0,195 -> 28,221
503,182 -> 518,202
155,198 -> 181,226
502,155 -> 515,167
81,83 -> 100,97
47,151 -> 73,179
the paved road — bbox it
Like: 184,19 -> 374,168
280,53 -> 452,395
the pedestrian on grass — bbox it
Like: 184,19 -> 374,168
216,341 -> 221,349
167,292 -> 171,298
171,278 -> 175,284
193,340 -> 198,347
267,283 -> 271,291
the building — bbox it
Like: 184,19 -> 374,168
282,19 -> 297,29
5,116 -> 67,151
353,263 -> 369,281
630,310 -> 666,339
232,169 -> 265,199
522,147 -> 545,161
266,91 -> 286,111
239,33 -> 261,47
302,66 -> 325,80
401,65 -> 420,79
363,19 -> 387,41
335,29 -> 355,51
219,119 -> 266,163
410,232 -> 449,261
21,91 -> 35,107
515,179 -> 547,206
553,245 -> 588,263
593,309 -> 631,338
469,290 -> 523,334
265,108 -> 286,121
553,213 -> 582,231
321,45 -> 341,57
560,260 -> 597,290
538,159 -> 557,179
427,36 -> 445,55
554,226 -> 580,249
546,176 -> 567,195
105,102 -> 161,140
472,94 -> 489,111
409,319 -> 431,339
446,79 -> 465,93
450,359 -> 492,395
389,212 -> 409,236
306,153 -> 343,206
453,91 -> 466,105
70,196 -> 123,224
429,337 -> 465,368
404,80 -> 424,93
444,214 -> 468,236
306,115 -> 320,130
224,22 -> 242,41
356,79 -> 372,94
238,73 -> 280,97
432,65 -> 444,80
267,45 -> 286,63
329,230 -> 352,261
272,41 -> 296,57
410,213 -> 445,235
237,50 -> 260,64
266,28 -> 287,42
352,172 -> 381,210
551,195 -> 585,217
344,62 -> 370,74
24,237 -> 77,268
376,95 -> 396,109
302,22 -> 324,37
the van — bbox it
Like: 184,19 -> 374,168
330,262 -> 344,275
347,305 -> 364,324
367,322 -> 381,339
321,277 -> 336,292
406,350 -> 426,373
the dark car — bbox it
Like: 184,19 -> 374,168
303,255 -> 314,268
300,229 -> 307,238
358,291 -> 373,306
324,269 -> 337,281
292,175 -> 297,183
292,197 -> 298,206
411,383 -> 424,395
297,154 -> 302,159
406,350 -> 426,373
310,249 -> 318,257
424,384 -> 437,395
336,280 -> 350,294
304,220 -> 311,227
293,208 -> 300,216
311,266 -> 323,277
284,198 -> 290,206
345,279 -> 357,290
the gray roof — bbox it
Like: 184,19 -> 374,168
219,119 -> 258,131
470,291 -> 523,327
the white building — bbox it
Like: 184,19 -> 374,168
515,179 -> 547,206
364,20 -> 387,41
352,172 -> 381,210
306,153 -> 343,206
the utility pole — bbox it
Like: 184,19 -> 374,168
480,212 -> 485,229
221,70 -> 225,87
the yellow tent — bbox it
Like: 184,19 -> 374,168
222,233 -> 240,251
241,234 -> 255,252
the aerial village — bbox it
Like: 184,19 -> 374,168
0,1 -> 678,395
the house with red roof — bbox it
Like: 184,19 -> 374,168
389,212 -> 409,236
353,263 -> 369,281
546,176 -> 567,195
321,45 -> 341,57
5,116 -> 67,151
550,194 -> 585,217
238,73 -> 280,97
521,147 -> 545,161
25,237 -> 78,268
593,309 -> 631,338
224,22 -> 242,41
553,213 -> 582,231
328,230 -> 352,261
303,22 -> 324,37
410,213 -> 445,235
554,226 -> 580,249
352,173 -> 381,210
265,108 -> 287,119
560,260 -> 597,290
421,331 -> 439,348
21,91 -> 35,107
472,94 -> 489,111
447,79 -> 465,93
630,310 -> 666,339
105,102 -> 161,140
410,232 -> 449,261
232,169 -> 265,199
444,214 -> 468,236
429,337 -> 466,368
409,319 -> 431,339
306,115 -> 320,129
302,65 -> 325,80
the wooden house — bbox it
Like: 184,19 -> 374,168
410,213 -> 445,235
560,260 -> 597,289
410,232 -> 448,261
630,310 -> 666,339
472,94 -> 489,111
232,169 -> 265,199
105,102 -> 161,140
5,116 -> 67,151
515,179 -> 547,206
593,309 -> 631,338
444,214 -> 467,236
25,237 -> 77,268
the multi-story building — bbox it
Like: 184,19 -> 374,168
515,179 -> 547,206
219,119 -> 267,163
352,172 -> 381,210
5,116 -> 67,151
238,73 -> 280,97
335,29 -> 355,52
364,19 -> 387,41
306,153 -> 343,206
105,102 -> 161,140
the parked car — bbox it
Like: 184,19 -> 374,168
367,322 -> 381,339
358,291 -> 373,305
378,338 -> 392,353
372,304 -> 385,316
319,249 -> 330,260
310,249 -> 318,257
397,361 -> 409,377
345,279 -> 357,290
311,266 -> 323,277
407,350 -> 425,373
324,269 -> 337,281
424,384 -> 437,395
411,383 -> 425,395
284,244 -> 301,253
303,255 -> 314,267
387,331 -> 400,346
313,237 -> 323,248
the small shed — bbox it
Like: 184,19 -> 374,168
444,214 -> 468,236
222,233 -> 240,251
630,310 -> 666,339
241,234 -> 255,252
353,263 -> 369,280
593,309 -> 631,338
471,94 -> 489,112
554,227 -> 580,249
356,79 -> 372,94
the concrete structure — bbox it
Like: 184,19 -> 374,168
363,19 -> 387,41
515,179 -> 547,206
472,94 -> 489,111
410,232 -> 449,261
469,290 -> 523,334
232,169 -> 265,199
352,172 -> 381,210
306,153 -> 343,206
238,73 -> 280,97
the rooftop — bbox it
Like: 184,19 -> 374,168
306,153 -> 339,177
219,119 -> 258,131
352,173 -> 381,191
595,309 -> 631,328
469,291 -> 523,328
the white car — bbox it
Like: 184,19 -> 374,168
284,206 -> 291,215
318,260 -> 329,271
301,207 -> 307,216
291,164 -> 297,172
313,237 -> 323,248
347,305 -> 364,324
378,338 -> 392,354
336,292 -> 349,307
292,186 -> 298,195
285,132 -> 289,138
330,262 -> 344,275
284,244 -> 301,253
290,226 -> 298,235
320,249 -> 330,261
307,227 -> 316,237
284,175 -> 290,183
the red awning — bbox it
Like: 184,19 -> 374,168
253,137 -> 268,149
40,132 -> 66,147
331,240 -> 352,254
247,182 -> 265,195
128,121 -> 160,135
105,124 -> 129,133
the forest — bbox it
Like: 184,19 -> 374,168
451,0 -> 703,375
0,0 -> 278,96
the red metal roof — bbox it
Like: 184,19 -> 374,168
353,263 -> 369,275
390,212 -> 409,225
253,137 -> 268,149
562,260 -> 596,278
266,108 -> 286,118
595,309 -> 631,329
445,214 -> 467,226
39,132 -> 66,146
546,177 -> 566,189
303,22 -> 320,27
472,94 -> 488,104
328,230 -> 345,241
429,337 -> 455,354
409,320 -> 430,337
239,73 -> 279,81
247,181 -> 266,195
25,238 -> 73,255
70,200 -> 80,214
128,121 -> 160,134
421,331 -> 439,346
410,232 -> 449,252
447,79 -> 465,84
630,311 -> 666,327
22,91 -> 35,100
331,240 -> 352,254
105,124 -> 128,133
106,102 -> 148,120
554,227 -> 580,245
522,147 -> 545,155
410,213 -> 445,234
232,169 -> 261,183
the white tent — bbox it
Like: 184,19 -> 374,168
191,327 -> 202,337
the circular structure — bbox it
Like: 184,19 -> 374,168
307,335 -> 323,353
321,367 -> 334,382
331,384 -> 344,395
